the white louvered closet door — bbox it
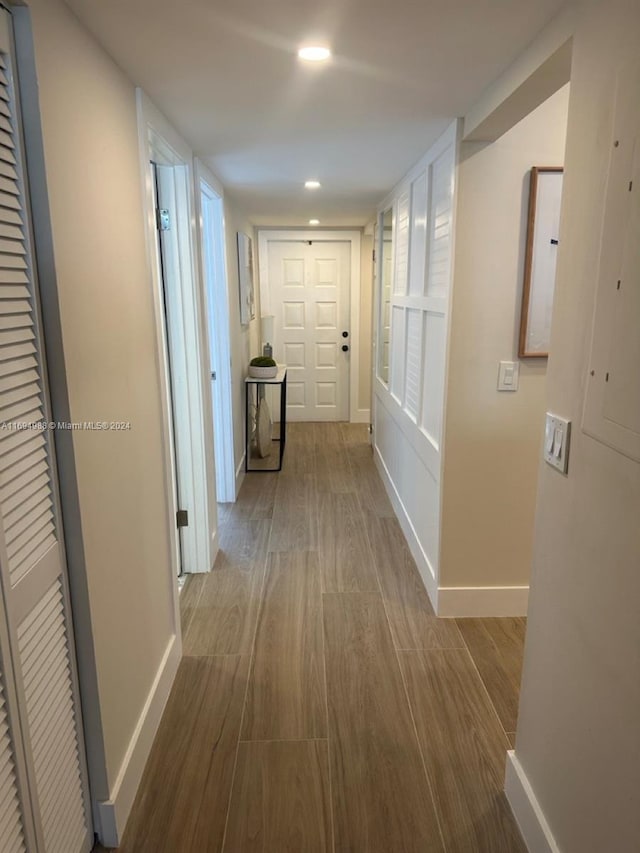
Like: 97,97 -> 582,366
0,9 -> 91,853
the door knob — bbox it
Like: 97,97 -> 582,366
342,344 -> 349,352
342,331 -> 349,338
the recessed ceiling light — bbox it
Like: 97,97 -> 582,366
298,45 -> 331,62
309,219 -> 320,225
305,180 -> 321,189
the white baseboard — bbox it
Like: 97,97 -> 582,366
437,585 -> 529,617
505,750 -> 561,853
235,454 -> 246,498
351,408 -> 371,424
96,634 -> 181,847
373,445 -> 438,608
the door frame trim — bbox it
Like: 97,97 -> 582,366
257,229 -> 363,423
137,90 -> 216,582
194,160 -> 236,502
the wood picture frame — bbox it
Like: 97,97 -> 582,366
518,166 -> 564,357
237,231 -> 255,325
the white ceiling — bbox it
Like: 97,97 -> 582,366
65,0 -> 569,226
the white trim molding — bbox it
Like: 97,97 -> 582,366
96,635 -> 181,847
257,229 -> 362,423
505,751 -> 562,853
374,445 -> 439,608
437,586 -> 529,618
352,407 -> 371,424
195,159 -> 236,504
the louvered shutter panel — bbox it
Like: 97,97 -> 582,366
0,10 -> 91,853
0,657 -> 29,852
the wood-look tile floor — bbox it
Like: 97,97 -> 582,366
99,423 -> 527,852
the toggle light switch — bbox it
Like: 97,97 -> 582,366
544,413 -> 571,474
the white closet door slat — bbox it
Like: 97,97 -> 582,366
0,462 -> 48,509
0,671 -> 27,852
0,326 -> 34,345
4,478 -> 51,527
0,314 -> 32,332
17,581 -> 87,851
0,382 -> 41,414
0,367 -> 39,394
0,175 -> 19,197
0,394 -> 42,425
0,237 -> 25,256
0,221 -> 21,239
0,300 -> 31,318
0,205 -> 21,223
5,497 -> 52,545
0,424 -> 46,461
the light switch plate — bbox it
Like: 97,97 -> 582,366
498,361 -> 519,391
544,413 -> 571,474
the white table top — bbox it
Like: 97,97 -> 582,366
245,365 -> 287,384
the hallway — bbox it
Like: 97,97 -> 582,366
107,424 -> 526,852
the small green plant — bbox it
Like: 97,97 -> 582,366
250,356 -> 276,367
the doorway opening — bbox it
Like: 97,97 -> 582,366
138,94 -> 217,597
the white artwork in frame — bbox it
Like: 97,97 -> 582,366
237,231 -> 255,325
519,167 -> 564,357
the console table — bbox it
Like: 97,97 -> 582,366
244,365 -> 287,472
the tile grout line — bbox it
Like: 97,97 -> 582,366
318,527 -> 336,853
456,622 -> 514,741
180,571 -> 206,641
356,485 -> 449,853
455,629 -> 514,751
219,476 -> 276,852
317,423 -> 338,853
238,737 -> 329,744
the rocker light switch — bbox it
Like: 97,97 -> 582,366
544,413 -> 571,474
498,361 -> 519,391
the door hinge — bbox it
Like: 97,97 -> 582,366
211,370 -> 217,380
156,208 -> 171,231
372,249 -> 376,262
176,509 -> 189,528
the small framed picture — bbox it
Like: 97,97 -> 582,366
518,167 -> 564,357
237,231 -> 255,325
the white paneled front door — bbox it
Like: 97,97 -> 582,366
267,240 -> 351,421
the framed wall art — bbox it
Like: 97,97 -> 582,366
518,166 -> 564,357
237,231 -> 255,325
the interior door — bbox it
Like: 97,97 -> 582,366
268,240 -> 351,421
152,164 -> 184,577
0,8 -> 91,851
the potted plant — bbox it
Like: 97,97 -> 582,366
248,355 -> 277,379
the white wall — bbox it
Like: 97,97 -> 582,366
223,194 -> 261,486
509,1 -> 640,850
23,0 -> 176,811
440,86 -> 570,601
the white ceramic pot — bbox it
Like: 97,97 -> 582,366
248,365 -> 277,379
